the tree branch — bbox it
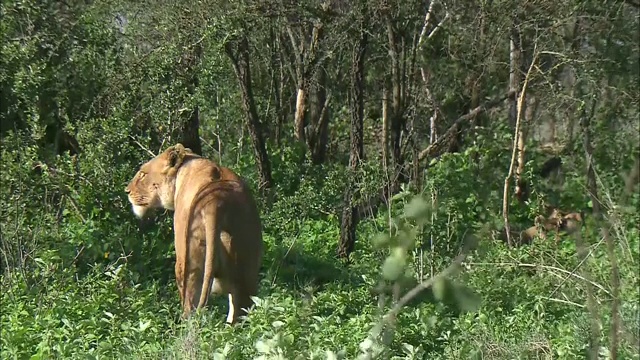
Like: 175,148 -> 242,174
417,90 -> 516,162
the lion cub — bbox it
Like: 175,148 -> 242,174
125,144 -> 264,324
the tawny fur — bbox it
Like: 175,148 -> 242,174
125,144 -> 263,324
497,210 -> 584,246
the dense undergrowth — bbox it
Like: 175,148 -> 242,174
2,1 -> 639,358
1,127 -> 638,360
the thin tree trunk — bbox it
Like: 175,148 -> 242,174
338,8 -> 368,259
386,14 -> 407,187
224,36 -> 273,191
309,67 -> 330,164
289,14 -> 325,145
276,62 -> 287,147
508,25 -> 522,130
581,99 -> 619,359
294,87 -> 307,141
382,85 -> 389,174
270,25 -> 284,146
181,107 -> 202,155
515,95 -> 538,202
180,43 -> 203,155
503,21 -> 531,246
511,21 -> 530,203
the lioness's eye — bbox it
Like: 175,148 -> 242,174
139,172 -> 146,179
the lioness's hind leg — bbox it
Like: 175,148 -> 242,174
226,289 -> 254,324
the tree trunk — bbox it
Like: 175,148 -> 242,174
385,13 -> 408,188
270,25 -> 284,147
581,100 -> 620,359
179,43 -> 203,155
382,85 -> 389,174
224,36 -> 273,191
181,108 -> 202,155
338,8 -> 368,259
309,67 -> 330,165
508,25 -> 522,130
289,14 -> 325,146
503,20 -> 526,246
515,95 -> 538,202
294,86 -> 307,142
508,22 -> 530,203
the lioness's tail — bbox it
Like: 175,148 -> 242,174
198,196 -> 218,308
180,181 -> 214,314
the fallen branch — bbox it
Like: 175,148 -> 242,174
418,90 -> 516,162
541,297 -> 585,308
464,261 -> 610,296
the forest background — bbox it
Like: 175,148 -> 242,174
1,0 -> 639,358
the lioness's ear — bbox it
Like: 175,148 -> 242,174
211,166 -> 222,181
169,143 -> 188,168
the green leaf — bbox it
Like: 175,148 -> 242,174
138,319 -> 151,332
283,333 -> 294,345
382,250 -> 406,281
255,340 -> 270,354
404,197 -> 431,220
272,320 -> 285,328
372,233 -> 391,249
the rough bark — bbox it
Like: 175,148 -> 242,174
270,25 -> 285,147
179,41 -> 203,155
338,7 -> 367,260
224,35 -> 273,191
180,106 -> 201,155
288,5 -> 327,146
309,67 -> 331,164
385,12 -> 408,187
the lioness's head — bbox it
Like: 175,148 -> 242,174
125,143 -> 192,218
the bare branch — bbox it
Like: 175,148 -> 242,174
417,90 -> 516,162
129,136 -> 156,157
502,45 -> 538,246
427,11 -> 449,41
417,0 -> 437,48
465,261 -> 611,296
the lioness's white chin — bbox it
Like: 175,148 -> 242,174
132,205 -> 148,219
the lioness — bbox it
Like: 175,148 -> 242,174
498,214 -> 563,246
125,144 -> 263,324
523,213 -> 572,244
501,210 -> 584,246
555,211 -> 583,244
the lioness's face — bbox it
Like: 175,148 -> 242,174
125,150 -> 179,218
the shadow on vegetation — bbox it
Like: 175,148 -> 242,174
264,241 -> 365,292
